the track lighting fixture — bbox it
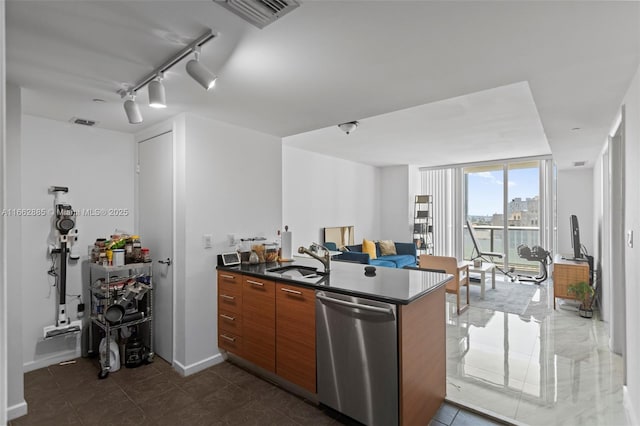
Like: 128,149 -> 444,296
118,29 -> 218,123
123,93 -> 143,124
148,74 -> 166,108
186,47 -> 217,90
338,121 -> 359,135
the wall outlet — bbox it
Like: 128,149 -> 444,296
203,234 -> 213,249
627,230 -> 633,248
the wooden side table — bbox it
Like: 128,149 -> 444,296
461,261 -> 495,299
552,254 -> 590,309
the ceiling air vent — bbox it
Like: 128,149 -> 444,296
214,0 -> 300,29
573,161 -> 587,167
69,117 -> 98,127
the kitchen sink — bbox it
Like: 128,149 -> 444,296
267,265 -> 325,279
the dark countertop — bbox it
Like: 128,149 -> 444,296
217,256 -> 451,305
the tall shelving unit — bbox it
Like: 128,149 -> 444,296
89,262 -> 154,378
413,195 -> 433,255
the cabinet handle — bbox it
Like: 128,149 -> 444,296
280,287 -> 302,295
220,294 -> 235,300
220,334 -> 236,342
247,280 -> 264,287
220,314 -> 235,321
220,274 -> 235,280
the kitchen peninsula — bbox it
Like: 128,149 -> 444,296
216,256 -> 451,426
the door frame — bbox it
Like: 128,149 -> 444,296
608,109 -> 627,376
135,123 -> 176,364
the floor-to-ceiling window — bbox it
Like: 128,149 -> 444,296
420,157 -> 553,273
463,164 -> 507,269
463,160 -> 544,274
507,162 -> 541,273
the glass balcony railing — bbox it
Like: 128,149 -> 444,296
464,225 -> 541,273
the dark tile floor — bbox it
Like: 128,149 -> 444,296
11,357 -> 506,425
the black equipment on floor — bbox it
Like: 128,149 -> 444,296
514,244 -> 552,284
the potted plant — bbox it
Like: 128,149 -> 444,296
567,281 -> 595,318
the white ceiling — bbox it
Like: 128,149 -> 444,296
7,1 -> 640,169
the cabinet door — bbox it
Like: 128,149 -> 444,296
242,276 -> 276,372
276,282 -> 316,392
554,263 -> 589,299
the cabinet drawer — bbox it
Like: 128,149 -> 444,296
554,268 -> 589,282
218,291 -> 242,313
218,271 -> 243,293
219,309 -> 242,335
218,331 -> 242,355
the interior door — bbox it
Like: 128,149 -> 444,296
138,132 -> 173,362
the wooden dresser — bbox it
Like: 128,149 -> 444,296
553,254 -> 590,309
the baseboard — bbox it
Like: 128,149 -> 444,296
7,400 -> 28,421
173,353 -> 224,377
22,348 -> 81,373
623,386 -> 639,426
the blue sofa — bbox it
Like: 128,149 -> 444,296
334,241 -> 417,268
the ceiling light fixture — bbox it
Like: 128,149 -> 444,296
123,92 -> 143,124
186,46 -> 217,90
338,121 -> 359,135
118,29 -> 218,123
148,74 -> 166,108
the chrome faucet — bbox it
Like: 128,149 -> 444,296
298,242 -> 331,273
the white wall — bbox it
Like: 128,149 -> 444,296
380,166 -> 411,242
556,168 -> 594,256
1,3 -> 7,422
175,113 -> 282,373
379,165 -> 422,243
20,115 -> 134,372
6,84 -> 25,419
621,64 -> 640,426
282,146 -> 380,248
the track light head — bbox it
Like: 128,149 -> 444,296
124,93 -> 143,124
186,50 -> 217,90
117,30 -> 218,123
148,76 -> 166,108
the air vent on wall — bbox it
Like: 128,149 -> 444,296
214,0 -> 300,29
573,161 -> 587,167
69,117 -> 97,127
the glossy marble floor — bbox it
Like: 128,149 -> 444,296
445,277 -> 627,426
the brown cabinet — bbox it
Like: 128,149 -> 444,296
242,276 -> 276,372
216,267 -> 446,422
553,255 -> 590,309
217,271 -> 243,355
276,282 -> 316,393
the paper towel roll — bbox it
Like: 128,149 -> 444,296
281,231 -> 292,260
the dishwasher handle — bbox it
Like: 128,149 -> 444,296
316,293 -> 394,316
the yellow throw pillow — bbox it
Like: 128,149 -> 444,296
378,240 -> 397,256
362,239 -> 377,260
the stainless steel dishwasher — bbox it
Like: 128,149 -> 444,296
316,290 -> 398,426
